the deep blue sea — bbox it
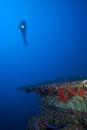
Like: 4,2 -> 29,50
0,0 -> 87,130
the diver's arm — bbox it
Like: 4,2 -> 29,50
18,22 -> 22,29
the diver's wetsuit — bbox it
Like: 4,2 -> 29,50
18,19 -> 28,45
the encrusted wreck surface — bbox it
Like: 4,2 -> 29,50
17,77 -> 87,130
17,77 -> 86,92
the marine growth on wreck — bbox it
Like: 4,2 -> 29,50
17,78 -> 87,130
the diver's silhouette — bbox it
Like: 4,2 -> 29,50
18,19 -> 28,45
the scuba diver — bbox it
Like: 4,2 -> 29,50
18,19 -> 28,45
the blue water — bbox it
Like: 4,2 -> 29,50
0,0 -> 87,130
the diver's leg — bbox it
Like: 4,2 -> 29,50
21,31 -> 28,45
23,33 -> 28,45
